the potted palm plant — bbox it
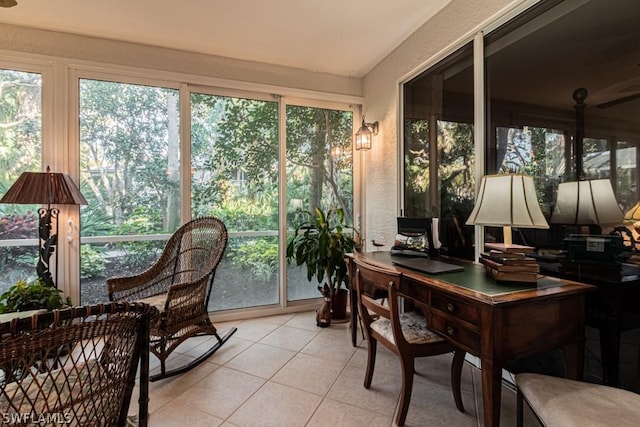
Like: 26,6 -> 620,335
286,207 -> 357,327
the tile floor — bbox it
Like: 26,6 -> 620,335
132,311 -> 542,426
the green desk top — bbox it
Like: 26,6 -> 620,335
359,252 -> 562,297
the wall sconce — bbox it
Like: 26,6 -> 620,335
354,116 -> 378,151
0,166 -> 87,288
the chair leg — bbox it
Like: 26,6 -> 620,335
451,349 -> 466,412
364,338 -> 377,388
395,357 -> 415,426
516,387 -> 524,427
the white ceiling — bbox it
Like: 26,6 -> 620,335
0,0 -> 452,77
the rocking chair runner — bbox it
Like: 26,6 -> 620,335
108,217 -> 237,381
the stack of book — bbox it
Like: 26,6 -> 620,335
480,250 -> 539,283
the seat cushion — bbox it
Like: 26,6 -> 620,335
371,310 -> 444,345
1,359 -> 113,422
517,373 -> 640,426
138,293 -> 167,312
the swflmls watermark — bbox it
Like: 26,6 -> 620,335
2,412 -> 73,424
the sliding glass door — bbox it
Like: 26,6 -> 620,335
190,90 -> 280,310
285,104 -> 354,301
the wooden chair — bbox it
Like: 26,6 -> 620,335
353,258 -> 466,426
108,216 -> 237,381
0,302 -> 157,427
516,372 -> 640,427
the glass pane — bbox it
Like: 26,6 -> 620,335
79,79 -> 180,304
582,137 -> 610,179
403,42 -> 475,260
617,142 -> 637,211
484,0 -> 639,248
0,69 -> 42,293
190,92 -> 279,311
495,126 -> 566,217
286,105 -> 354,301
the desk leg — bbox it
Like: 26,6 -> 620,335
563,340 -> 585,380
350,289 -> 358,347
481,358 -> 502,427
599,325 -> 620,386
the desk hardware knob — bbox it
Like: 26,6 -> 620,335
447,302 -> 455,312
447,326 -> 456,336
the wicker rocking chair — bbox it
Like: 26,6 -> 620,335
108,216 -> 237,381
0,302 -> 157,427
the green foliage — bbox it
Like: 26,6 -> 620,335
80,245 -> 106,280
0,278 -> 71,313
228,237 -> 279,282
286,207 -> 356,297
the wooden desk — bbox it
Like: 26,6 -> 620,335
348,252 -> 594,427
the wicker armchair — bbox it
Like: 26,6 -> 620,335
0,302 -> 157,427
108,216 -> 236,381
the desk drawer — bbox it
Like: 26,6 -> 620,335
430,314 -> 480,351
431,292 -> 479,326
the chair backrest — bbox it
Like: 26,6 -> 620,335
354,258 -> 411,348
109,217 -> 228,304
0,302 -> 157,427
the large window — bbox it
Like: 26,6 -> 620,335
0,68 -> 42,292
403,0 -> 640,256
403,43 -> 475,260
483,0 -> 640,247
74,77 -> 357,311
79,79 -> 181,303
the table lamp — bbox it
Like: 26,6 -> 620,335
624,201 -> 640,234
0,166 -> 87,288
466,174 -> 549,253
549,179 -> 623,234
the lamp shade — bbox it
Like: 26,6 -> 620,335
0,167 -> 87,206
550,179 -> 622,226
466,174 -> 549,229
624,201 -> 640,223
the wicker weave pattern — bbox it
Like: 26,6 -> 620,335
0,302 -> 156,427
107,217 -> 230,380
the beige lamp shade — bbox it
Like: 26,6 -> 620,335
550,179 -> 622,226
466,174 -> 549,229
0,167 -> 87,206
624,201 -> 640,223
466,174 -> 548,250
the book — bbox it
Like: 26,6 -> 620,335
485,243 -> 535,254
480,252 -> 536,265
485,266 -> 538,283
479,257 -> 540,273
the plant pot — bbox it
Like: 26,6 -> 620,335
331,288 -> 349,321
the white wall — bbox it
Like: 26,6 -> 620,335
0,22 -> 362,98
361,0 -> 527,251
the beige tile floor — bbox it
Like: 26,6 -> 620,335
133,311 -> 542,426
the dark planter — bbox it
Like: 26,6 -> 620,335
331,288 -> 349,320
